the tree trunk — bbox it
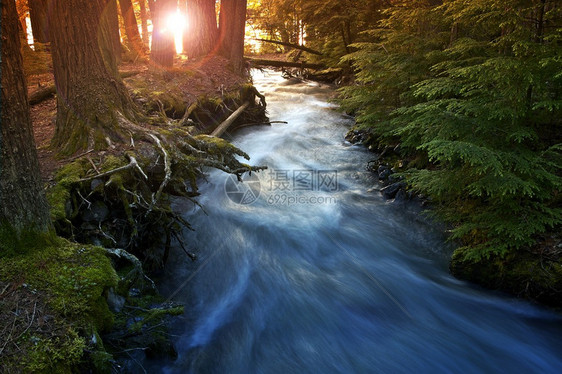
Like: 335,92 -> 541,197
104,0 -> 123,62
218,0 -> 235,58
230,0 -> 248,73
183,0 -> 218,58
47,0 -> 138,155
1,0 -> 51,233
28,0 -> 49,47
138,0 -> 150,48
150,0 -> 176,67
118,0 -> 145,55
219,0 -> 247,73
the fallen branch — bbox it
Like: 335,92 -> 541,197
210,101 -> 250,137
235,121 -> 288,130
252,39 -> 323,55
245,58 -> 325,70
171,231 -> 197,261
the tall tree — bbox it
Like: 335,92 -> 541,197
1,0 -> 51,234
28,0 -> 49,47
118,0 -> 145,55
47,0 -> 138,154
183,0 -> 218,58
219,0 -> 247,72
105,0 -> 123,62
138,0 -> 150,48
149,0 -> 176,67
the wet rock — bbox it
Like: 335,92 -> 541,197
378,165 -> 392,181
81,200 -> 109,222
107,288 -> 125,313
90,178 -> 104,191
381,181 -> 406,199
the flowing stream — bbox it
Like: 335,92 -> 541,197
146,70 -> 562,373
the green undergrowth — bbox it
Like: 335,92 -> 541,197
0,235 -> 118,373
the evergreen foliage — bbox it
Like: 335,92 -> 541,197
340,0 -> 562,260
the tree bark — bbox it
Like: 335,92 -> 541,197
1,0 -> 51,233
119,0 -> 145,55
28,0 -> 49,47
183,0 -> 218,58
104,0 -> 123,62
218,0 -> 235,58
47,0 -> 138,155
219,0 -> 247,73
230,0 -> 248,73
150,0 -> 176,67
138,0 -> 150,48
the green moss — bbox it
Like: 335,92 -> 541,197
0,222 -> 58,257
0,238 -> 119,372
128,306 -> 184,333
46,160 -> 90,221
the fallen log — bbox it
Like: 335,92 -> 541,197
210,101 -> 250,137
252,39 -> 323,55
245,58 -> 325,70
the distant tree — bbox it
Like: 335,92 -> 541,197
28,0 -> 49,47
138,0 -> 150,48
149,0 -> 176,67
1,0 -> 51,234
183,0 -> 218,58
119,0 -> 145,55
47,0 -> 139,154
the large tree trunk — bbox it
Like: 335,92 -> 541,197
28,0 -> 49,47
47,0 -> 138,155
218,0 -> 247,73
1,0 -> 51,233
138,0 -> 150,48
118,0 -> 145,55
150,0 -> 176,67
183,0 -> 218,58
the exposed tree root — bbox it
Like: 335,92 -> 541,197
47,85 -> 269,270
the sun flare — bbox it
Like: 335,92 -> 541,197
165,10 -> 187,54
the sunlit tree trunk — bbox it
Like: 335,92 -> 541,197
150,0 -> 176,67
138,0 -> 150,48
119,0 -> 145,55
28,0 -> 49,47
1,0 -> 51,233
184,0 -> 218,58
47,0 -> 138,155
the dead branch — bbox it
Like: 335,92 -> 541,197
252,38 -> 323,55
210,101 -> 250,137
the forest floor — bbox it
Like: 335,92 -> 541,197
28,54 -> 247,182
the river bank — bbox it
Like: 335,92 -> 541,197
0,55 -> 267,372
